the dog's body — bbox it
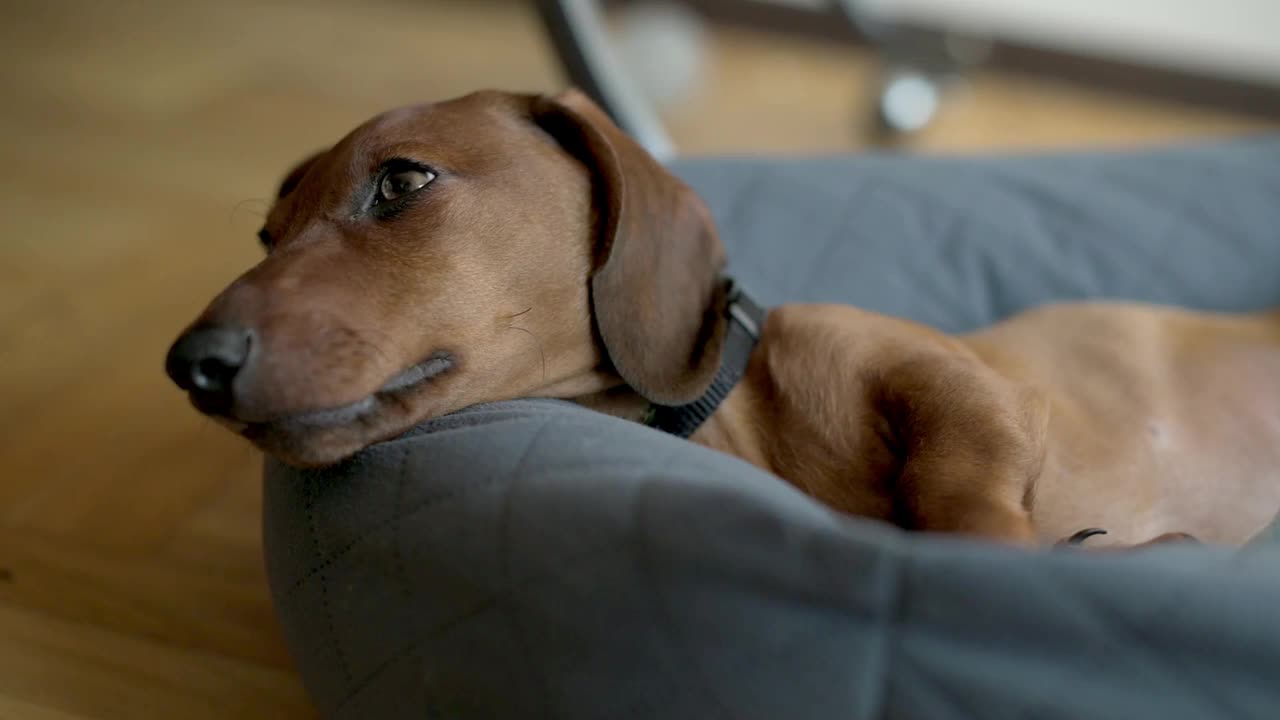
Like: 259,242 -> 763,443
695,302 -> 1280,546
166,88 -> 1280,549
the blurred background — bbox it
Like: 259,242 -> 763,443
0,0 -> 1276,717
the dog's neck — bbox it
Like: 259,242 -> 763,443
645,282 -> 766,438
570,375 -> 651,423
569,370 -> 767,474
572,280 -> 767,436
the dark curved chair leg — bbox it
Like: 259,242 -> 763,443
532,0 -> 677,160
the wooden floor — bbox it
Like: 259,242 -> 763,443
0,0 -> 1273,717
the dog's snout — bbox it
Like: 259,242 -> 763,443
165,326 -> 253,414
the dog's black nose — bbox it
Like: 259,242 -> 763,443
165,326 -> 253,414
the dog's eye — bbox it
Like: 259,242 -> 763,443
377,167 -> 435,204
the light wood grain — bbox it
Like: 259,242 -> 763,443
0,604 -> 313,720
0,0 -> 1272,716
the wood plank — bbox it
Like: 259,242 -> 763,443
0,603 -> 315,720
0,696 -> 95,720
0,529 -> 292,669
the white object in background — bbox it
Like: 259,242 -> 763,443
856,0 -> 1280,87
613,2 -> 710,110
880,70 -> 941,132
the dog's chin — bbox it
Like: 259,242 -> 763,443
246,423 -> 380,469
222,351 -> 457,468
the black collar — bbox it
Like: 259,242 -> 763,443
644,279 -> 766,438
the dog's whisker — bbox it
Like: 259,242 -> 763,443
228,198 -> 269,229
352,326 -> 403,368
505,324 -> 547,385
360,324 -> 405,356
354,335 -> 393,368
501,307 -> 534,320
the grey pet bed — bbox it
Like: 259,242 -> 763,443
264,137 -> 1280,719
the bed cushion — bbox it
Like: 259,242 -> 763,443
264,136 -> 1280,719
692,137 -> 1280,331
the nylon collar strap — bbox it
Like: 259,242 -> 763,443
644,279 -> 766,438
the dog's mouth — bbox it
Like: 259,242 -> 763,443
226,351 -> 455,433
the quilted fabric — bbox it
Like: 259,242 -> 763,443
264,137 -> 1280,719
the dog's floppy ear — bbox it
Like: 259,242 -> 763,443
530,88 -> 728,406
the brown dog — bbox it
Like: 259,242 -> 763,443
166,88 -> 1280,549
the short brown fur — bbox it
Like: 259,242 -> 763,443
168,88 -> 1280,549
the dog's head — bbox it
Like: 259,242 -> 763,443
165,89 -> 728,466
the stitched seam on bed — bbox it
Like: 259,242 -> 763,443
803,187 -> 868,292
633,451 -> 736,720
331,447 -> 694,712
282,416 -> 564,597
391,446 -> 412,601
305,478 -> 353,686
332,537 -> 628,712
497,421 -> 557,720
870,545 -> 906,720
1072,575 -> 1236,717
872,172 -> 1047,253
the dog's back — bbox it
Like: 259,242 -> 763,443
964,302 -> 1280,545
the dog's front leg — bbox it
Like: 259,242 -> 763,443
880,352 -> 1049,546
